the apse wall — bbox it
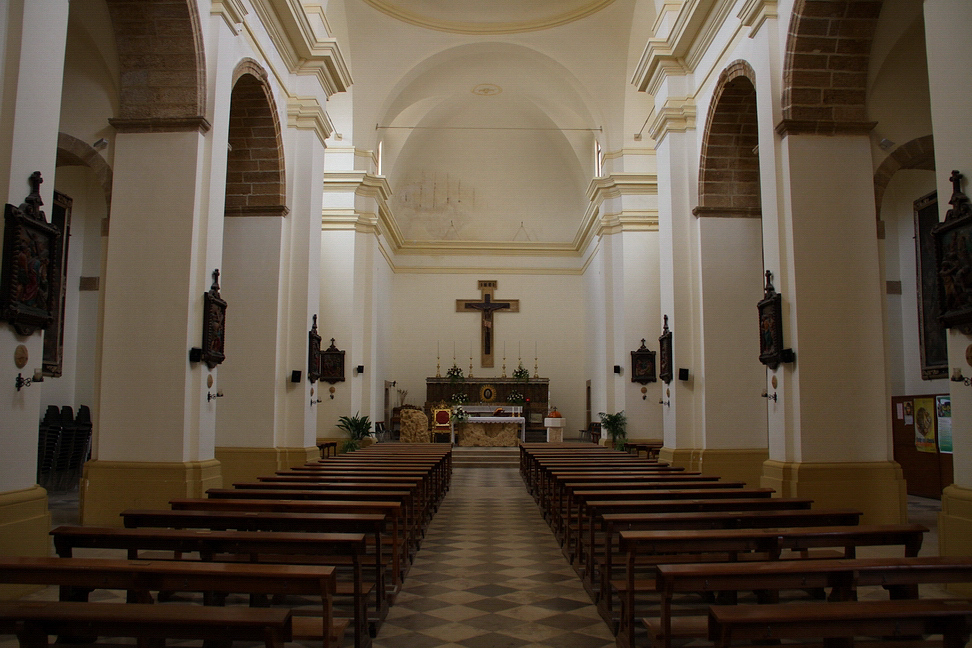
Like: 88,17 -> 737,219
388,272 -> 588,435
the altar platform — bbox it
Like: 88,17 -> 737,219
452,416 -> 525,446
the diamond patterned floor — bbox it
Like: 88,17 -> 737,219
372,467 -> 615,648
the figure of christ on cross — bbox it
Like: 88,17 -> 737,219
457,280 -> 519,368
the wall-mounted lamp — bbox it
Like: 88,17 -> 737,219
658,398 -> 670,407
207,390 -> 224,402
355,365 -> 365,375
311,396 -> 322,406
93,138 -> 108,150
950,368 -> 972,386
15,369 -> 44,391
761,390 -> 778,403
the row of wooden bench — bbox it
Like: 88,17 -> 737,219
520,442 -> 972,648
1,443 -> 452,648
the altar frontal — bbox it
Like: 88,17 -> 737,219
454,407 -> 525,446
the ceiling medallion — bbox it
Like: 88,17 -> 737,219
472,84 -> 502,96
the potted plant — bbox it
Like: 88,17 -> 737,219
598,410 -> 627,451
336,412 -> 372,453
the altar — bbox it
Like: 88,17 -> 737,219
452,416 -> 525,446
427,376 -> 549,446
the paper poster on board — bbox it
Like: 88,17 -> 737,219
914,397 -> 937,453
937,395 -> 953,454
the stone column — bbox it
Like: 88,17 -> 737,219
924,0 -> 972,580
761,125 -> 907,523
81,124 -> 222,526
0,0 -> 69,585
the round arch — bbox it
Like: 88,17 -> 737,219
104,0 -> 207,131
224,60 -> 288,217
696,61 -> 761,216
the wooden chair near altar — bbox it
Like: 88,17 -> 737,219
431,403 -> 452,443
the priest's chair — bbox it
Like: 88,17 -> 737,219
431,404 -> 452,444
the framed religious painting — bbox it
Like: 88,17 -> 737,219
321,338 -> 346,384
758,270 -> 785,370
201,269 -> 227,369
308,314 -> 322,383
630,339 -> 656,384
658,316 -> 673,384
913,191 -> 947,379
933,170 -> 972,333
43,190 -> 72,377
1,172 -> 60,336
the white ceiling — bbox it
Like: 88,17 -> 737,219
340,0 -> 642,248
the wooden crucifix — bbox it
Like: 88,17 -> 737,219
457,280 -> 519,368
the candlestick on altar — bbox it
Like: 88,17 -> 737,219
534,342 -> 539,378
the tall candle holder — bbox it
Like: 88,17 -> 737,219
534,356 -> 539,378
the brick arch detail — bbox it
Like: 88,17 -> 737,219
695,60 -> 762,217
224,60 -> 288,217
873,135 -> 936,219
55,132 -> 113,217
779,0 -> 883,136
105,0 -> 208,133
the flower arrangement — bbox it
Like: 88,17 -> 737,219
512,363 -> 530,381
507,390 -> 526,404
451,391 -> 469,404
451,405 -> 469,424
447,364 -> 464,383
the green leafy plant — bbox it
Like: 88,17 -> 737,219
598,410 -> 627,451
336,412 -> 372,453
507,390 -> 526,404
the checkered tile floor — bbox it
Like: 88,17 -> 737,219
372,467 -> 615,648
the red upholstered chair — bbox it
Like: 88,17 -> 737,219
433,408 -> 451,430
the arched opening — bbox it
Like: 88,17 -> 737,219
691,62 -> 767,484
215,63 -> 289,484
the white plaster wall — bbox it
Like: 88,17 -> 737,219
882,169 -> 945,397
388,273 -> 588,435
41,166 -> 105,413
585,239 -> 608,426
621,230 -> 663,439
318,229 -> 356,435
697,217 -> 767,449
218,217 -> 285,447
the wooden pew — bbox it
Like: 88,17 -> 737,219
562,487 -> 774,562
52,525 -> 372,648
120,509 -> 389,635
206,487 -> 418,565
0,556 -> 342,648
614,524 -> 929,648
643,556 -> 972,648
587,508 -> 862,626
170,497 -> 409,594
708,599 -> 972,648
0,601 -> 292,648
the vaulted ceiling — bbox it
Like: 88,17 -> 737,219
338,0 -> 646,250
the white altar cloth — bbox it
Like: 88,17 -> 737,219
451,416 -> 526,444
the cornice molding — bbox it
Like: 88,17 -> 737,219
211,0 -> 248,32
109,116 -> 211,134
737,0 -> 777,37
250,0 -> 352,97
775,119 -> 877,137
648,97 -> 697,142
632,0 -> 721,93
583,173 -> 660,241
287,96 -> 333,146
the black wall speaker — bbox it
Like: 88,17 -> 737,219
291,370 -> 302,383
678,367 -> 689,381
613,365 -> 622,374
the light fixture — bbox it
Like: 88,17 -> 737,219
93,138 -> 108,150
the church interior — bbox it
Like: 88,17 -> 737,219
1,0 -> 972,644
